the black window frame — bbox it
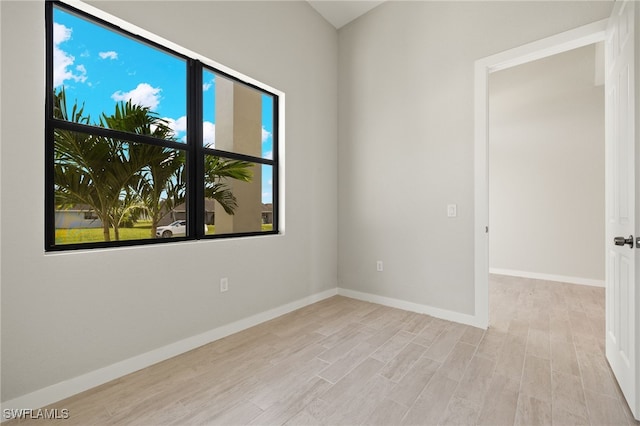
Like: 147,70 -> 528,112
45,1 -> 280,252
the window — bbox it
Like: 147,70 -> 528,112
46,1 -> 279,251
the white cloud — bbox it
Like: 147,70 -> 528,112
99,51 -> 118,60
112,83 -> 161,110
203,78 -> 215,92
164,116 -> 187,134
53,22 -> 87,87
162,117 -> 214,147
263,151 -> 273,160
162,116 -> 189,142
203,121 -> 216,148
53,22 -> 71,45
262,127 -> 271,143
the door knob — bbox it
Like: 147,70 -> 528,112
614,235 -> 634,248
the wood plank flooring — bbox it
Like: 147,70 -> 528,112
8,275 -> 639,425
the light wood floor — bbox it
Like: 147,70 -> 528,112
9,275 -> 640,425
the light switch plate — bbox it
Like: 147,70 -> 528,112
447,204 -> 457,218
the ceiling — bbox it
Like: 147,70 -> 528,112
307,1 -> 386,29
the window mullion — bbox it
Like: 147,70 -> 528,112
201,148 -> 276,166
188,59 -> 204,239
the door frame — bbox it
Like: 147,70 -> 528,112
473,19 -> 609,329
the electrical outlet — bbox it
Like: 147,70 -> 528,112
447,204 -> 457,218
376,261 -> 383,272
220,277 -> 229,293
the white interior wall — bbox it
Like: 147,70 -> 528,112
337,1 -> 613,316
488,44 -> 605,285
0,0 -> 337,403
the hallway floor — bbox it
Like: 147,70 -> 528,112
487,274 -> 636,425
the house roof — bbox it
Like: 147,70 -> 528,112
56,204 -> 95,212
170,200 -> 273,213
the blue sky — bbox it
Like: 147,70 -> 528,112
53,7 -> 274,204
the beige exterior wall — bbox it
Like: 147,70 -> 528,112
214,77 -> 262,233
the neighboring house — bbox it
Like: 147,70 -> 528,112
54,205 -> 103,229
55,200 -> 273,229
158,200 -> 274,226
261,203 -> 273,225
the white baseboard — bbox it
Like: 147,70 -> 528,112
337,288 -> 486,329
0,288 -> 338,418
489,268 -> 605,288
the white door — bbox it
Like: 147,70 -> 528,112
605,0 -> 637,419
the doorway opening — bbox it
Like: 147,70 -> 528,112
472,19 -> 608,329
488,42 -> 606,318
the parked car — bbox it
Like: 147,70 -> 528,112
156,221 -> 186,238
156,221 -> 208,238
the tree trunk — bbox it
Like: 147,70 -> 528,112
102,219 -> 111,242
150,213 -> 159,239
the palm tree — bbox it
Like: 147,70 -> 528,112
108,184 -> 146,240
139,150 -> 186,238
54,89 -> 256,242
99,100 -> 186,238
54,89 -> 142,241
204,155 -> 254,215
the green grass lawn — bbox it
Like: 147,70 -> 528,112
56,221 -> 154,245
56,221 -> 274,245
